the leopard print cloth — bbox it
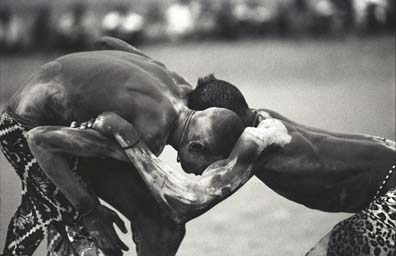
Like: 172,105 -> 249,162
327,186 -> 396,256
0,111 -> 95,256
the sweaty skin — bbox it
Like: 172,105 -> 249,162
5,37 -> 247,256
89,39 -> 395,254
4,40 -> 217,255
61,113 -> 292,223
252,109 -> 395,212
6,49 -> 187,255
11,50 -> 185,154
84,108 -> 395,256
14,50 -> 197,211
97,110 -> 395,214
85,38 -> 395,215
109,116 -> 292,223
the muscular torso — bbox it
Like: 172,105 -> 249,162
252,110 -> 395,212
8,51 -> 190,155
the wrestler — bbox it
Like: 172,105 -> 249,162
70,99 -> 394,256
73,98 -> 394,256
82,38 -> 396,211
73,74 -> 394,255
62,71 -> 393,256
0,47 -> 247,255
187,74 -> 395,256
62,39 -> 395,255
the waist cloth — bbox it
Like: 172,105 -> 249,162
327,184 -> 395,255
0,110 -> 88,255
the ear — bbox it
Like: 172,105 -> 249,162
188,140 -> 204,152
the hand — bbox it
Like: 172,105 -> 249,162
71,112 -> 137,139
244,119 -> 292,153
70,119 -> 95,130
79,204 -> 129,256
92,112 -> 133,137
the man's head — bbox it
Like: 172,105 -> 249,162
188,74 -> 253,126
178,107 -> 244,175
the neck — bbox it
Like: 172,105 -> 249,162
169,107 -> 196,150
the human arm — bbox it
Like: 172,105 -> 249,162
257,108 -> 394,143
90,112 -> 291,223
26,126 -> 129,255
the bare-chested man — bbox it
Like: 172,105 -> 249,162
53,43 -> 396,256
64,76 -> 395,256
186,75 -> 395,255
59,65 -> 395,255
2,37 -> 394,256
39,73 -> 394,256
0,39 -> 266,256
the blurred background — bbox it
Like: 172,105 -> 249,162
0,0 -> 395,53
0,0 -> 395,255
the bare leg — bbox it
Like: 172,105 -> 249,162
27,126 -> 185,256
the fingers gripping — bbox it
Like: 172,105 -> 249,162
250,119 -> 292,151
107,209 -> 129,251
112,211 -> 128,234
70,118 -> 95,129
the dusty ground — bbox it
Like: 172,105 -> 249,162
0,36 -> 394,255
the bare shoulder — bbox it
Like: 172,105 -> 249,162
38,60 -> 63,79
7,60 -> 66,122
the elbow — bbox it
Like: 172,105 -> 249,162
164,191 -> 210,224
231,136 -> 260,163
26,127 -> 49,150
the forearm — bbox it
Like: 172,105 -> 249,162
43,156 -> 99,213
38,126 -> 129,161
86,113 -> 290,221
27,134 -> 97,213
115,131 -> 260,223
26,126 -> 129,213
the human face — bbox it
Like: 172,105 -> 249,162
178,141 -> 224,174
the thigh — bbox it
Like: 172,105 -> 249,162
80,158 -> 186,256
308,188 -> 396,256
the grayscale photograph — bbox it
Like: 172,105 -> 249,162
0,0 -> 395,255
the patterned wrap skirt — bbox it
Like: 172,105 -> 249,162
0,110 -> 100,256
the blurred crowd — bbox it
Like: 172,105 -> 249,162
1,0 -> 395,53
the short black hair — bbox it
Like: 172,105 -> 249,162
188,74 -> 249,119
